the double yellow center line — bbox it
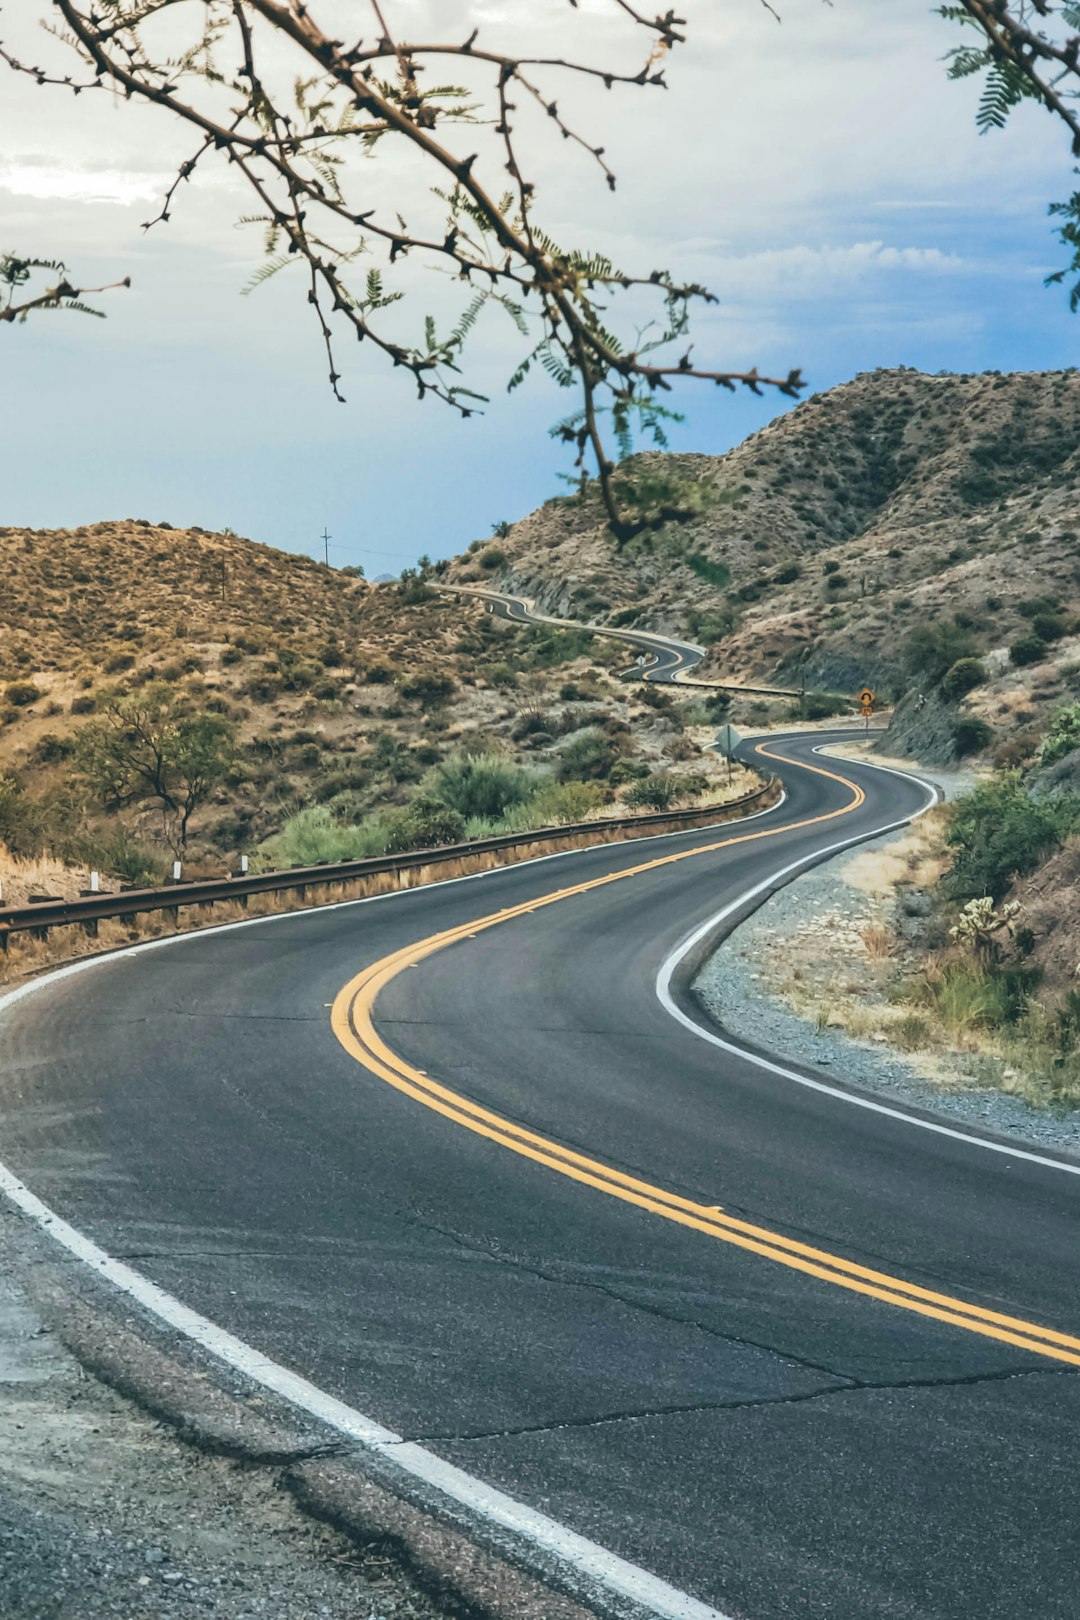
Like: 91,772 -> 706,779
332,744 -> 1080,1368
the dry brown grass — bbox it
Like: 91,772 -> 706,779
0,845 -> 85,909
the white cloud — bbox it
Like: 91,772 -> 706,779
0,163 -> 167,207
710,240 -> 965,290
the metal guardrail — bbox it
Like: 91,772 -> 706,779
0,780 -> 778,951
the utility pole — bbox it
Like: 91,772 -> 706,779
321,527 -> 332,567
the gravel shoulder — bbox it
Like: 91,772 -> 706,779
694,750 -> 1080,1157
0,1240 -> 441,1620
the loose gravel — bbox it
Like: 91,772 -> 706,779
694,762 -> 1080,1159
0,1261 -> 443,1620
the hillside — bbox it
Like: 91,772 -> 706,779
449,367 -> 1080,757
0,519 -> 743,890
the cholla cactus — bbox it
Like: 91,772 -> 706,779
950,897 -> 1021,957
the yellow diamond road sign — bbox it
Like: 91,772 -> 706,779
857,687 -> 876,707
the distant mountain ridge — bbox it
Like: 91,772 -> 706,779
449,366 -> 1080,709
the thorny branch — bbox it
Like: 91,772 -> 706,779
0,0 -> 800,540
0,252 -> 130,322
944,2 -> 1080,304
5,4 -> 1080,532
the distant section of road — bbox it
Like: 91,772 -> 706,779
443,583 -> 809,698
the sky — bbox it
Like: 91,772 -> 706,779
1,0 -> 1078,575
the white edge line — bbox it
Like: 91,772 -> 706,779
0,795 -> 776,1620
0,1157 -> 726,1620
656,747 -> 1080,1179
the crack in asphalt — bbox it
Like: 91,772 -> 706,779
405,1364 -> 1079,1446
385,1208 -> 858,1386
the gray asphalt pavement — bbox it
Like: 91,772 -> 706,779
3,733 -> 1079,1619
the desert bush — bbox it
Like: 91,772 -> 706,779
558,728 -> 620,782
359,660 -> 394,684
4,681 -> 42,707
903,620 -> 977,685
772,562 -> 802,585
523,779 -> 606,825
478,546 -> 507,571
267,806 -> 385,866
0,774 -> 49,856
1032,614 -> 1068,644
33,732 -> 76,764
799,691 -> 850,721
609,758 -> 651,786
384,796 -> 467,853
951,716 -> 993,757
77,827 -> 165,888
399,671 -> 456,707
432,753 -> 535,821
945,775 -> 1080,900
1010,634 -> 1048,668
685,553 -> 731,588
941,658 -> 987,702
914,960 -> 1041,1032
70,694 -> 96,715
623,773 -> 679,810
1042,703 -> 1080,765
484,662 -> 518,689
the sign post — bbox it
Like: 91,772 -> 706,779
712,722 -> 743,785
857,687 -> 876,737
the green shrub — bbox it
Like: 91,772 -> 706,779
525,779 -> 606,825
557,728 -> 620,782
1032,614 -> 1068,644
685,553 -> 731,588
432,753 -> 535,820
951,716 -> 993,757
917,961 -> 1041,1032
267,806 -> 386,866
903,620 -> 977,685
478,546 -> 507,571
940,658 -> 986,703
78,827 -> 165,888
33,732 -> 76,764
772,563 -> 802,585
945,775 -> 1080,900
399,671 -> 456,707
798,691 -> 850,721
4,681 -> 42,707
1010,634 -> 1048,668
484,662 -> 518,689
609,758 -> 651,786
1042,703 -> 1080,765
70,694 -> 96,715
384,796 -> 467,853
624,773 -> 679,810
360,661 -> 394,684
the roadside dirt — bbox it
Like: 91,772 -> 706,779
0,1259 -> 443,1620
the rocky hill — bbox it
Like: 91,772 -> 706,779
449,367 -> 1080,759
0,519 -> 739,885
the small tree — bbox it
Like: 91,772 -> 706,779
78,685 -> 236,854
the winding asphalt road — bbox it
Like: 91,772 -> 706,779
3,733 -> 1080,1619
448,584 -> 805,697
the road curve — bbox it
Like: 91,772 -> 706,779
3,733 -> 1080,1620
444,584 -> 807,698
